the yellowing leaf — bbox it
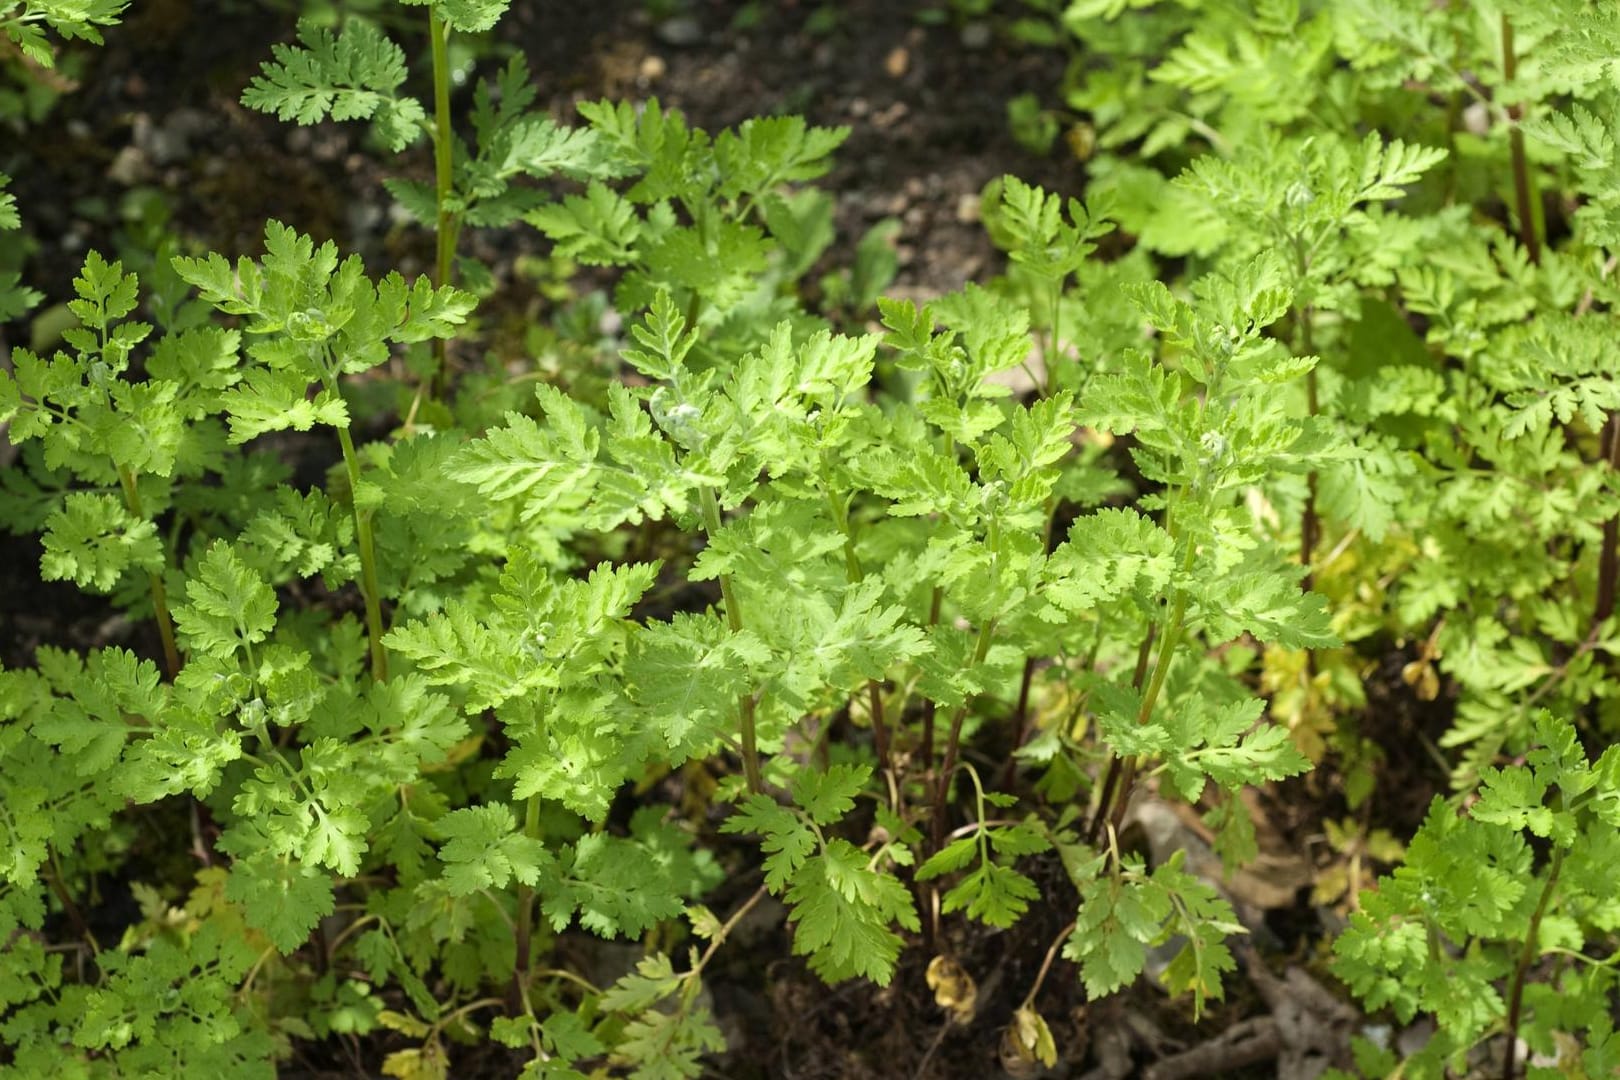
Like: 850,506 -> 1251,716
924,955 -> 977,1024
381,1041 -> 448,1080
376,1011 -> 431,1038
1001,1005 -> 1058,1071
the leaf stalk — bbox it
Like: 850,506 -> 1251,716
700,486 -> 764,793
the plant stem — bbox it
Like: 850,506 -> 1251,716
115,466 -> 181,679
1595,416 -> 1620,627
1002,496 -> 1061,789
699,486 -> 763,793
693,884 -> 769,975
1021,918 -> 1078,1011
826,485 -> 892,774
428,7 -> 457,388
46,850 -> 99,954
1092,522 -> 1197,840
1299,307 -> 1319,593
333,419 -> 388,682
930,618 -> 997,854
507,793 -> 542,1014
919,585 -> 944,775
1106,593 -> 1190,836
1085,622 -> 1156,846
1500,14 -> 1541,265
1000,657 -> 1037,784
1503,845 -> 1563,1080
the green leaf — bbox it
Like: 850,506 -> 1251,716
226,855 -> 335,953
713,115 -> 848,200
435,803 -> 551,896
1193,570 -> 1338,649
39,492 -> 164,592
241,18 -> 425,152
915,836 -> 979,881
621,291 -> 696,382
599,953 -> 683,1014
542,810 -> 715,939
527,183 -> 642,265
1041,508 -> 1175,616
784,840 -> 917,985
941,860 -> 1041,929
625,614 -> 767,754
720,795 -> 815,893
1354,132 -> 1449,202
1152,855 -> 1240,1017
172,541 -> 278,659
1064,862 -> 1168,999
219,368 -> 348,443
399,0 -> 511,34
0,171 -> 21,230
790,764 -> 870,826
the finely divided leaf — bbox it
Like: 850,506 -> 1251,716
242,18 -> 425,151
436,803 -> 551,896
173,541 -> 278,659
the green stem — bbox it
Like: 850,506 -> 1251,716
1503,845 -> 1564,1080
825,484 -> 892,774
1106,595 -> 1189,836
930,616 -> 997,854
116,466 -> 181,679
428,7 -> 457,386
1500,14 -> 1541,265
1047,276 -> 1061,393
700,486 -> 763,793
1100,526 -> 1198,838
46,850 -> 99,954
508,793 -> 542,1014
1299,306 -> 1319,593
1003,495 -> 1061,789
1086,619 -> 1155,845
692,884 -> 769,976
333,419 -> 388,682
1594,416 -> 1620,627
919,585 -> 944,774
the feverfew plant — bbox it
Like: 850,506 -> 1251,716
1331,714 -> 1620,1080
1008,0 -> 1620,1071
9,0 -> 1620,1076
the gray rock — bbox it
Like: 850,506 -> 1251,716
655,15 -> 703,47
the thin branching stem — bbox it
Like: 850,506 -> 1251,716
1085,616 -> 1155,846
429,8 -> 457,394
508,793 -> 543,1014
1595,417 -> 1620,628
930,618 -> 998,855
1500,14 -> 1541,265
825,483 -> 892,774
1299,306 -> 1319,594
115,466 -> 180,678
693,884 -> 769,975
1503,845 -> 1563,1080
919,585 -> 944,775
700,486 -> 764,793
331,411 -> 388,682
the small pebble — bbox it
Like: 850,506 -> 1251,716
639,55 -> 666,82
884,45 -> 909,78
960,21 -> 992,49
655,15 -> 703,47
107,146 -> 150,186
